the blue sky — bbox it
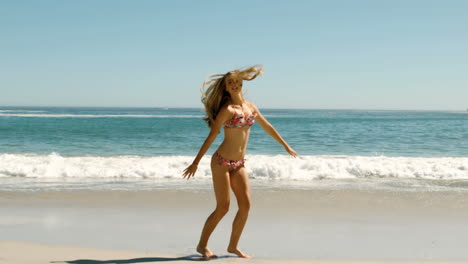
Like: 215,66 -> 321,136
1,0 -> 467,110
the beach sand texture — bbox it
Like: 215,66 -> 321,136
2,189 -> 468,263
2,240 -> 468,264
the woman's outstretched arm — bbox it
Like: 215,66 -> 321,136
182,107 -> 232,179
249,102 -> 298,157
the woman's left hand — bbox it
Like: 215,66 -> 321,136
285,146 -> 298,157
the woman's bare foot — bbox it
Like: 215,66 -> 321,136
227,247 -> 251,258
196,245 -> 217,259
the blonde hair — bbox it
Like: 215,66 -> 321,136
200,65 -> 264,127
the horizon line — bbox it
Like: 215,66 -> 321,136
0,104 -> 466,112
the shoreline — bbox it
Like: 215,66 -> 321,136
2,176 -> 468,193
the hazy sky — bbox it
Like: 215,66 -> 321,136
1,0 -> 467,110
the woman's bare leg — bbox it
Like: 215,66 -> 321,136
227,166 -> 251,258
196,157 -> 231,258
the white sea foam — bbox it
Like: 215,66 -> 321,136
0,153 -> 466,181
0,114 -> 203,118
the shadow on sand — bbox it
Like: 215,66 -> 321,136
52,254 -> 237,263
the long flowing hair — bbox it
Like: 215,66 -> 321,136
200,65 -> 264,127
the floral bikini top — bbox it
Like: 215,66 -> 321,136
224,112 -> 258,128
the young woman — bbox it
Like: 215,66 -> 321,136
182,65 -> 297,259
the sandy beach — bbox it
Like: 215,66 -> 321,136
2,188 -> 468,263
2,241 -> 468,264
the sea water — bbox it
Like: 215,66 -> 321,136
1,106 -> 467,191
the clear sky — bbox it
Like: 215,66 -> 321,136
1,0 -> 467,110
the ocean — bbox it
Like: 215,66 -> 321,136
1,106 -> 467,192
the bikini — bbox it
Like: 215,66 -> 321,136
223,112 -> 257,129
213,112 -> 258,171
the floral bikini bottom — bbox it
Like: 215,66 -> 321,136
213,151 -> 246,172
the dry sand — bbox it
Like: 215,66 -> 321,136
2,188 -> 468,262
2,240 -> 468,264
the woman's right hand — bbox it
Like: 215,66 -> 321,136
182,163 -> 198,180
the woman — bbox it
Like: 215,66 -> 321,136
182,65 -> 297,259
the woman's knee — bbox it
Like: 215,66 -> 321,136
215,201 -> 230,216
238,200 -> 251,214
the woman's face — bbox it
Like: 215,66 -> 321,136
225,75 -> 242,95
